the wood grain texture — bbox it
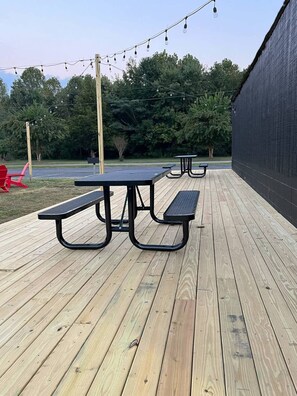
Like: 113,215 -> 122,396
211,174 -> 260,395
191,177 -> 226,395
0,171 -> 295,395
157,299 -> 195,396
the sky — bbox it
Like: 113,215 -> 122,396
0,0 -> 285,89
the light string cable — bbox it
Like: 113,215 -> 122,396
0,0 -> 216,74
31,88 -> 233,126
0,58 -> 95,75
102,0 -> 215,61
79,60 -> 94,77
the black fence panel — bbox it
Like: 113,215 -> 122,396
232,0 -> 297,227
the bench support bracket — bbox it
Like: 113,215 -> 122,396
55,188 -> 113,249
127,186 -> 190,251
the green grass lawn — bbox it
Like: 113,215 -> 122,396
0,179 -> 95,224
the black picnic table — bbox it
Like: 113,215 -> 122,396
74,167 -> 190,251
167,154 -> 208,178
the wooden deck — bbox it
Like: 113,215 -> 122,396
0,169 -> 297,396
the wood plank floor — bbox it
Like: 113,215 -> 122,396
0,169 -> 297,396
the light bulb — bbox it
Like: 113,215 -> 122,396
183,17 -> 188,33
213,1 -> 218,18
146,39 -> 150,52
165,30 -> 168,45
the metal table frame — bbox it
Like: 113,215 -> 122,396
167,154 -> 207,178
74,167 -> 189,251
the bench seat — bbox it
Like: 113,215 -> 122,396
164,190 -> 199,222
199,163 -> 208,168
38,191 -> 112,220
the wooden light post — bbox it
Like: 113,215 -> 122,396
25,121 -> 33,180
95,54 -> 104,174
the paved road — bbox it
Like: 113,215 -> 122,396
16,162 -> 231,179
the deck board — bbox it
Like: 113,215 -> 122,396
0,169 -> 296,395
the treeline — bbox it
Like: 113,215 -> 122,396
0,52 -> 244,161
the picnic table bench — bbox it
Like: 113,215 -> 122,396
38,190 -> 114,249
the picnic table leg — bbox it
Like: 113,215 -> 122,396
96,192 -> 129,225
187,158 -> 192,173
149,185 -> 181,224
127,185 -> 190,251
166,157 -> 184,178
55,186 -> 113,249
188,164 -> 207,178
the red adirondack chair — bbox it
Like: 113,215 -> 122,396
0,165 -> 10,192
6,162 -> 29,189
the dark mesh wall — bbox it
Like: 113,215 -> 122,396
232,0 -> 297,227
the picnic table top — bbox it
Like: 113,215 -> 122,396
175,154 -> 197,159
75,167 -> 170,187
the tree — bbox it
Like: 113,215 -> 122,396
182,92 -> 231,158
2,103 -> 67,161
0,79 -> 8,102
207,59 -> 244,95
0,79 -> 11,159
10,68 -> 46,108
23,103 -> 68,160
112,135 -> 128,160
0,54 -> 242,160
66,75 -> 98,158
42,77 -> 62,107
111,52 -> 205,156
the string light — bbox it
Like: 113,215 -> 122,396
213,0 -> 218,17
99,0 -> 214,64
1,0 -> 215,74
14,67 -> 17,75
41,65 -> 44,73
183,17 -> 188,33
113,54 -> 117,63
165,30 -> 169,45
